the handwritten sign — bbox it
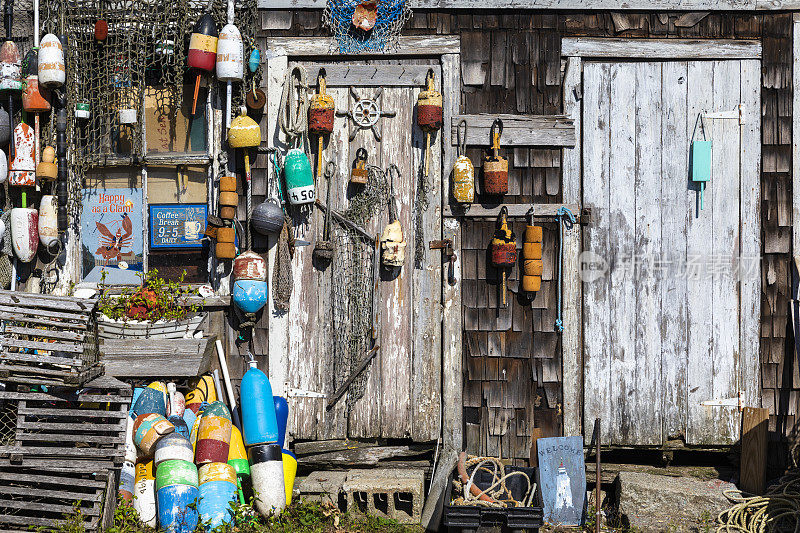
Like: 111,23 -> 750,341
149,204 -> 207,249
537,436 -> 586,526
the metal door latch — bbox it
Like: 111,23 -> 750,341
429,239 -> 457,285
702,104 -> 745,125
286,387 -> 328,399
701,391 -> 744,412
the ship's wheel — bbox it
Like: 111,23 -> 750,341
337,87 -> 396,141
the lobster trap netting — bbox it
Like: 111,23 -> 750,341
323,0 -> 411,54
331,165 -> 388,409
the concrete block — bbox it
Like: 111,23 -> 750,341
297,471 -> 348,509
342,468 -> 425,524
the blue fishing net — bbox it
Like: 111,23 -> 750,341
323,0 -> 411,53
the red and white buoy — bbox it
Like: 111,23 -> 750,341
11,203 -> 37,262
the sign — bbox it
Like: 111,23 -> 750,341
537,436 -> 586,526
149,204 -> 208,249
81,187 -> 144,285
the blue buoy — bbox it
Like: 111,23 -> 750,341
241,362 -> 278,446
232,279 -> 268,314
273,396 -> 288,449
248,48 -> 260,74
169,416 -> 190,440
133,387 -> 167,418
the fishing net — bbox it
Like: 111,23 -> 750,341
323,0 -> 411,54
331,164 -> 387,408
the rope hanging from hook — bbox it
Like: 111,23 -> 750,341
279,65 -> 309,149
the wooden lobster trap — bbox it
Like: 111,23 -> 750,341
0,291 -> 101,386
0,375 -> 132,531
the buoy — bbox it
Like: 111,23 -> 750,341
282,449 -> 297,505
198,462 -> 237,528
8,122 -> 35,186
189,408 -> 203,451
309,72 -> 335,178
241,362 -> 279,446
350,147 -> 368,186
36,146 -> 55,181
252,198 -> 284,236
417,70 -> 443,177
218,175 -> 237,221
134,460 -> 157,527
232,279 -> 268,314
132,386 -> 167,418
11,205 -> 37,262
154,432 -> 194,466
94,20 -> 108,42
228,426 -> 250,504
155,459 -> 199,533
185,375 -> 216,414
195,401 -> 232,465
490,206 -> 516,307
381,219 -> 406,268
483,119 -> 508,196
168,415 -> 190,440
228,108 -> 261,211
37,195 -> 57,248
0,38 -> 21,160
38,34 -> 64,88
188,12 -> 217,116
0,149 -> 7,184
22,49 -> 49,113
0,106 -> 10,146
453,120 -> 475,203
352,0 -> 378,31
248,48 -> 260,74
248,443 -> 286,516
124,415 -> 137,463
216,24 -> 243,82
133,413 -> 174,457
75,102 -> 90,119
522,210 -> 543,294
233,250 -> 267,281
182,406 -> 197,436
284,148 -> 315,205
131,387 -> 145,409
274,396 -> 288,448
119,460 -> 135,502
167,383 -> 185,417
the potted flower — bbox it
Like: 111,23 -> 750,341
96,269 -> 205,339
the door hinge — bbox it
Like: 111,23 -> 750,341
702,104 -> 745,125
700,391 -> 744,411
285,387 -> 328,399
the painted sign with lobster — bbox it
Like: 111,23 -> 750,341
81,187 -> 143,284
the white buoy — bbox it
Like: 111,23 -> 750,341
248,444 -> 286,517
216,24 -> 243,82
37,195 -> 57,248
38,34 -> 64,88
0,150 -> 8,185
10,207 -> 37,262
133,460 -> 157,527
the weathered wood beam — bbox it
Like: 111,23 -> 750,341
293,63 -> 438,87
260,0 -> 798,10
443,203 -> 581,219
562,38 -> 761,59
297,444 -> 432,468
100,336 -> 215,378
793,14 -> 800,298
451,114 -> 575,147
266,36 -> 460,56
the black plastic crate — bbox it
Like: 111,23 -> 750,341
443,463 -> 543,532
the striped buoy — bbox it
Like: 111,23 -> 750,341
216,24 -> 243,82
156,459 -> 199,533
195,401 -> 232,465
132,386 -> 167,418
134,460 -> 157,527
282,449 -> 297,506
168,416 -> 190,440
228,425 -> 250,504
248,444 -> 286,516
154,433 -> 194,466
185,375 -> 216,414
119,460 -> 135,502
198,462 -> 237,528
38,34 -> 65,88
133,413 -> 174,457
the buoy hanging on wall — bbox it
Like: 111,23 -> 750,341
0,106 -> 10,146
11,205 -> 38,262
21,48 -> 50,113
417,69 -> 443,177
252,198 -> 284,236
8,122 -> 35,186
188,12 -> 217,116
36,146 -> 56,182
216,24 -> 243,82
38,34 -> 65,88
284,148 -> 315,205
37,195 -> 57,248
453,120 -> 475,203
483,119 -> 508,196
489,206 -> 517,308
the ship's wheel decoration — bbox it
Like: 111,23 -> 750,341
337,87 -> 396,141
323,0 -> 411,54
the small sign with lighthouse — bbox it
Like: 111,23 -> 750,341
537,436 -> 586,526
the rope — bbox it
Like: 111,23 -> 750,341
716,472 -> 800,532
452,455 -> 536,509
554,206 -> 576,333
272,215 -> 293,312
279,65 -> 309,149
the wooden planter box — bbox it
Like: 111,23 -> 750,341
97,313 -> 206,339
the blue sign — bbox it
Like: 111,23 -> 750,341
149,204 -> 207,249
537,436 -> 586,526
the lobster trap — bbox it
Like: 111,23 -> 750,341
0,290 -> 101,386
0,375 -> 132,532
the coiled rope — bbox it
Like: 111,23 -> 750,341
279,65 -> 309,149
554,206 -> 576,333
716,472 -> 800,532
452,454 -> 536,509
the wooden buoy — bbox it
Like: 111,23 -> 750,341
309,71 -> 335,178
10,204 -> 37,262
8,122 -> 35,186
350,147 -> 368,186
215,227 -> 236,260
188,12 -> 217,116
490,206 -> 517,307
155,460 -> 199,533
453,120 -> 475,203
522,210 -> 543,294
37,194 -> 57,248
218,175 -> 238,221
381,220 -> 406,268
228,108 -> 261,213
483,119 -> 508,196
241,361 -> 279,446
132,413 -> 174,457
36,145 -> 55,181
198,462 -> 237,528
195,401 -> 232,465
248,443 -> 286,516
134,460 -> 157,527
38,34 -> 64,88
417,69 -> 443,177
94,20 -> 108,42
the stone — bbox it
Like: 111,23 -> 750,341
343,468 -> 425,524
616,471 -> 735,532
297,470 -> 348,508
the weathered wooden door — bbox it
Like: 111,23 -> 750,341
267,59 -> 443,443
581,60 -> 760,446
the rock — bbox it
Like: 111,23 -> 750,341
616,471 -> 734,532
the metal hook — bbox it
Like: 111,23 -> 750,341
457,120 -> 468,158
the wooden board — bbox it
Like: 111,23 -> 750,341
100,336 -> 215,378
450,114 -> 575,147
562,38 -> 762,59
266,36 -> 460,57
740,407 -> 769,495
260,0 -> 800,10
537,436 -> 585,526
293,63 -> 438,87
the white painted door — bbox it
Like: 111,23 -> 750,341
581,60 -> 760,446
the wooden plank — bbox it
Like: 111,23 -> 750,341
1,338 -> 85,354
581,61 -> 612,445
100,355 -> 212,378
0,498 -> 99,515
0,291 -> 94,312
560,55 -> 581,438
632,62 -> 662,446
794,15 -> 800,298
0,313 -> 87,329
292,63 -> 437,87
660,61 -> 689,442
739,59 -> 761,411
450,114 -> 575,147
0,306 -> 89,323
2,326 -> 85,342
444,203 -> 581,218
685,60 -> 716,445
259,0 -> 800,10
266,36 -> 460,57
740,407 -> 769,495
16,420 -> 126,432
297,445 -> 431,468
18,406 -> 127,419
562,38 -> 762,60
16,433 -> 125,444
0,446 -> 120,458
607,62 -> 637,445
0,471 -> 105,488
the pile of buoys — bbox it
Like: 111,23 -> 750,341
122,370 -> 297,528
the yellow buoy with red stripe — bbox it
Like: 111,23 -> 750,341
185,375 -> 216,414
195,401 -> 232,465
